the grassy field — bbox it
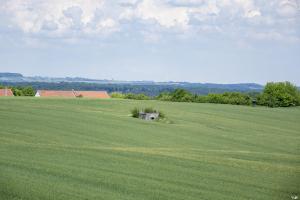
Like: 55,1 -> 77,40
0,97 -> 299,200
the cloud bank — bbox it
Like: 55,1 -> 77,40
0,0 -> 299,43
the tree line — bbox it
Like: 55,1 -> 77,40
111,82 -> 300,108
0,81 -> 261,96
2,81 -> 299,107
0,86 -> 35,96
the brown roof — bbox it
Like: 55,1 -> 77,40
75,91 -> 110,99
0,88 -> 14,97
36,90 -> 75,98
36,90 -> 110,98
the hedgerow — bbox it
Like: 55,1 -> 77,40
114,81 -> 300,108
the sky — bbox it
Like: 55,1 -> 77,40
0,0 -> 299,84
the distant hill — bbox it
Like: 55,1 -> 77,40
0,72 -> 264,95
0,72 -> 23,78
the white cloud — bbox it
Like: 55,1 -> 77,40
245,9 -> 261,18
277,0 -> 299,17
94,18 -> 119,34
0,0 -> 299,43
2,0 -> 106,35
135,0 -> 189,28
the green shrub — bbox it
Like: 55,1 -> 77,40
144,107 -> 157,113
170,89 -> 193,102
200,92 -> 252,105
158,111 -> 165,119
125,93 -> 136,99
10,86 -> 35,96
131,108 -> 140,118
257,82 -> 300,107
135,94 -> 151,100
110,92 -> 126,99
124,93 -> 151,100
194,95 -> 208,103
22,86 -> 35,96
156,89 -> 253,106
222,92 -> 251,105
156,89 -> 194,102
206,94 -> 224,104
11,88 -> 24,96
156,92 -> 172,101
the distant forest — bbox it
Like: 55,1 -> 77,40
0,81 -> 263,96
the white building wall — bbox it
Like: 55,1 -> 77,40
35,91 -> 40,97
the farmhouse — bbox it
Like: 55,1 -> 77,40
0,88 -> 14,97
35,90 -> 110,98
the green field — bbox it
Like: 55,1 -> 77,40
0,98 -> 299,200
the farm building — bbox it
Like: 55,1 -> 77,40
0,88 -> 14,97
139,112 -> 160,121
35,90 -> 75,98
74,91 -> 110,99
35,90 -> 110,98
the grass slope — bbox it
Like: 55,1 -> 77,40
0,98 -> 299,200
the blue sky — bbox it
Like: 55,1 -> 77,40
0,0 -> 299,84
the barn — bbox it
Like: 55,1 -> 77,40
0,88 -> 14,97
35,90 -> 75,98
74,91 -> 110,99
35,90 -> 110,98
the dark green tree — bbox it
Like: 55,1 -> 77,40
170,89 -> 193,102
257,82 -> 300,107
11,88 -> 24,96
22,86 -> 35,96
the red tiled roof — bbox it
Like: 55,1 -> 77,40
0,88 -> 14,97
36,90 -> 75,97
35,90 -> 110,98
75,91 -> 110,98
